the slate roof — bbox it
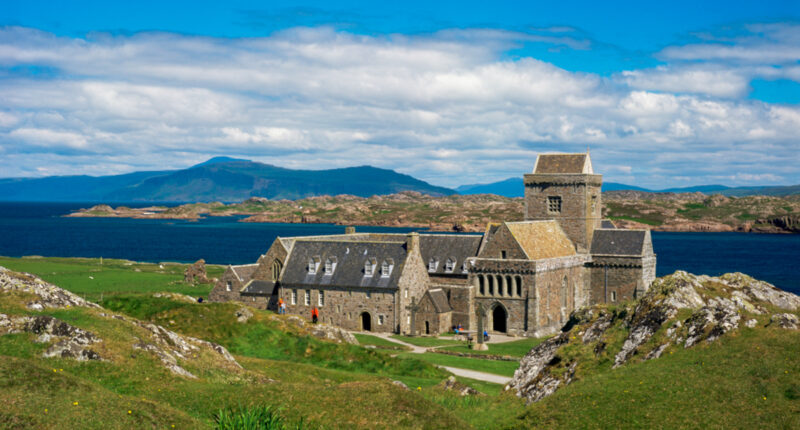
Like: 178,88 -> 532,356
533,153 -> 593,174
427,289 -> 452,313
419,234 -> 482,276
505,221 -> 576,260
241,280 -> 276,296
231,264 -> 259,282
280,240 -> 408,289
601,219 -> 617,229
590,229 -> 649,256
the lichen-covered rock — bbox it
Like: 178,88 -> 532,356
0,266 -> 100,310
769,313 -> 799,329
507,270 -> 800,404
309,324 -> 359,345
392,380 -> 409,390
236,307 -> 253,323
152,292 -> 197,303
0,314 -> 103,361
440,376 -> 484,396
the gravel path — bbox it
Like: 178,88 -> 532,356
359,332 -> 517,385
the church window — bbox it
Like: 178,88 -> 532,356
304,290 -> 311,306
561,276 -> 568,308
428,258 -> 439,272
226,281 -> 232,292
488,276 -> 495,296
501,250 -> 507,259
318,290 -> 325,306
611,291 -> 617,302
378,315 -> 384,325
366,291 -> 371,299
404,289 -> 408,298
547,196 -> 562,214
516,276 -> 522,296
407,316 -> 411,325
478,276 -> 485,295
291,289 -> 297,305
272,259 -> 282,280
445,258 -> 456,273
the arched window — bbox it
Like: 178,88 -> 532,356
271,259 -> 282,281
516,276 -> 522,296
561,275 -> 568,308
478,276 -> 485,295
506,276 -> 512,296
488,275 -> 495,296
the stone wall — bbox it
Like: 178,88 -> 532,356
588,256 -> 649,304
279,286 -> 396,333
523,174 -> 602,252
434,284 -> 473,329
208,264 -> 257,303
477,224 -> 528,259
414,293 -> 452,335
532,260 -> 586,336
397,233 -> 431,334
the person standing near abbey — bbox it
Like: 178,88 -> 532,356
311,306 -> 319,324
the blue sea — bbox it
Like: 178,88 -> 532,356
0,202 -> 798,295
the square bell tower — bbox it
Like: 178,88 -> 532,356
523,152 -> 602,252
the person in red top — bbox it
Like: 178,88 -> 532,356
278,297 -> 285,314
311,307 -> 319,324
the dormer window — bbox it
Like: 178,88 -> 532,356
324,256 -> 337,275
381,258 -> 394,277
461,261 -> 468,274
364,257 -> 377,276
445,258 -> 456,273
428,258 -> 439,272
308,256 -> 320,274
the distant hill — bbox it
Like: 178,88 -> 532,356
456,178 -> 650,197
0,159 -> 455,202
456,177 -> 800,198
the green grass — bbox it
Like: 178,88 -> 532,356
396,353 -> 519,377
390,335 -> 465,348
0,256 -> 222,302
439,337 -> 547,358
214,404 -> 306,430
354,334 -> 411,351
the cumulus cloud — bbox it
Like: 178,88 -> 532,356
0,25 -> 798,187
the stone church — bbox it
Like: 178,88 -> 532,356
210,152 -> 656,337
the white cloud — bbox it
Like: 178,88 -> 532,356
0,25 -> 797,188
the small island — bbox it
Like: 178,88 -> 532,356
67,190 -> 800,233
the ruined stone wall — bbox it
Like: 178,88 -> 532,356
279,286 -> 396,333
588,256 -> 647,304
523,174 -> 602,251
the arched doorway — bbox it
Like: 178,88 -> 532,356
360,312 -> 372,331
492,304 -> 507,333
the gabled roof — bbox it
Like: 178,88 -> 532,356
504,221 -> 576,259
590,229 -> 651,256
427,289 -> 452,313
533,153 -> 593,174
280,240 -> 408,289
230,264 -> 259,282
419,234 -> 482,276
601,219 -> 617,229
241,280 -> 276,296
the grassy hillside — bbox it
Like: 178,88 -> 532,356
2,257 -> 798,428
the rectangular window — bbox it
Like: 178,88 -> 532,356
611,291 -> 617,302
318,290 -> 325,306
337,304 -> 341,313
501,250 -> 507,259
378,315 -> 384,325
366,291 -> 371,299
291,290 -> 297,305
407,316 -> 410,325
226,281 -> 232,292
404,289 -> 408,298
305,290 -> 311,306
547,196 -> 562,214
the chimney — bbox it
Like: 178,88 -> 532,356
406,232 -> 420,254
345,226 -> 356,234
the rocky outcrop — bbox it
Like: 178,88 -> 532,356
0,314 -> 102,361
440,376 -> 484,396
283,315 -> 359,345
184,259 -> 209,284
0,266 -> 100,310
507,271 -> 800,404
235,307 -> 253,323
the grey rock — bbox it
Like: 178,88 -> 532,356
505,333 -> 570,403
235,307 -> 253,323
770,313 -> 799,329
0,266 -> 100,310
745,319 -> 757,328
392,380 -> 409,390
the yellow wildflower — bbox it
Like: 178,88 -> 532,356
73,401 -> 78,406
128,410 -> 132,414
417,386 -> 422,391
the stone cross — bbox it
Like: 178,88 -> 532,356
406,297 -> 420,337
475,303 -> 487,344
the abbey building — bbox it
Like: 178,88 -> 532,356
210,152 -> 656,337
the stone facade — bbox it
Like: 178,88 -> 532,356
209,152 -> 657,338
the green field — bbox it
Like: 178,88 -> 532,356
439,337 -> 548,358
1,256 -> 799,428
390,335 -> 465,348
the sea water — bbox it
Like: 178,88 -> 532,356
0,202 -> 798,294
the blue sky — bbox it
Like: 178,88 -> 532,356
1,0 -> 799,188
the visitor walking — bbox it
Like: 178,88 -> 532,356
311,307 -> 319,324
278,297 -> 285,314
